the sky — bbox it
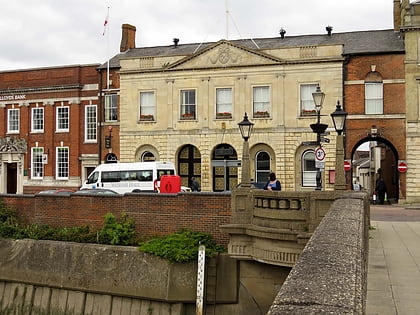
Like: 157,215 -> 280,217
0,0 -> 395,71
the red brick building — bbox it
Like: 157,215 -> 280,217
344,50 -> 406,201
0,64 -> 100,194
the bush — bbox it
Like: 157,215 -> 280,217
97,213 -> 136,245
138,229 -> 225,263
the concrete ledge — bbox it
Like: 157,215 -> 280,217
0,238 -> 198,302
267,191 -> 369,314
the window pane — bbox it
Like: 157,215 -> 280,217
180,90 -> 196,119
302,151 -> 316,187
85,105 -> 97,141
56,147 -> 69,179
253,87 -> 270,115
216,88 -> 232,115
300,84 -> 318,113
57,107 -> 69,131
365,83 -> 383,114
32,108 -> 44,131
105,94 -> 118,121
31,147 -> 44,178
140,91 -> 155,118
255,151 -> 270,182
8,109 -> 19,133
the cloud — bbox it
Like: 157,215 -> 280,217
0,0 -> 394,71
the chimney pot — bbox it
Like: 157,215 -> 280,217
173,38 -> 179,47
326,25 -> 333,36
279,28 -> 286,39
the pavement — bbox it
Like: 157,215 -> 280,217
367,204 -> 420,315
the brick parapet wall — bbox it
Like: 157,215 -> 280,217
1,192 -> 232,246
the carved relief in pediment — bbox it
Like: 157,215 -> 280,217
171,42 -> 281,70
208,46 -> 242,65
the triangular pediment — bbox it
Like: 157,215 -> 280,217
168,40 -> 283,70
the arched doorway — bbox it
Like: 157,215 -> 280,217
178,145 -> 201,190
351,137 -> 400,203
212,144 -> 238,192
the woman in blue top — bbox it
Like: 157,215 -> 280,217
263,172 -> 281,191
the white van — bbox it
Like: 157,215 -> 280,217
81,161 -> 177,194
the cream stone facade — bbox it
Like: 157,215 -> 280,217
118,40 -> 343,191
399,0 -> 420,203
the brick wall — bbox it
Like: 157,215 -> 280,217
1,192 -> 232,246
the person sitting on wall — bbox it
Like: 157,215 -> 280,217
263,172 -> 281,191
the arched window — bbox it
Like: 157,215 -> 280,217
255,151 -> 270,182
141,151 -> 155,162
105,153 -> 118,163
302,150 -> 316,187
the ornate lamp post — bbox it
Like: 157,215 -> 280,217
331,101 -> 348,190
238,113 -> 254,188
310,86 -> 328,190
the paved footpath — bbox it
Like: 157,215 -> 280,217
367,204 -> 420,315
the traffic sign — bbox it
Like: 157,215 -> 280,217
344,160 -> 351,171
398,161 -> 408,173
315,147 -> 326,161
315,160 -> 325,169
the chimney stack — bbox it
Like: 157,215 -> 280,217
120,24 -> 136,52
393,0 -> 402,31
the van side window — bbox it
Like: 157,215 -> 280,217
86,172 -> 99,184
102,171 -> 120,182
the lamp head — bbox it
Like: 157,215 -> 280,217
312,85 -> 325,111
238,113 -> 254,141
331,101 -> 348,135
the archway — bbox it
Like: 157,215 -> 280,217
351,136 -> 400,203
212,144 -> 238,192
177,144 -> 201,190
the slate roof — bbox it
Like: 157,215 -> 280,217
99,29 -> 405,69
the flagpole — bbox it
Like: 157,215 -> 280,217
106,6 -> 110,90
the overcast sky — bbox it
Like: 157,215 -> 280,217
1,0 -> 395,71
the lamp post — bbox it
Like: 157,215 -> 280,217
310,85 -> 328,190
331,101 -> 348,190
238,113 -> 254,188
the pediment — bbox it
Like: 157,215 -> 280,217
168,40 -> 283,70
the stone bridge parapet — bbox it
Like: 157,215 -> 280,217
267,191 -> 369,314
221,189 -> 345,267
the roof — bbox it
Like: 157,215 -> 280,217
99,29 -> 405,69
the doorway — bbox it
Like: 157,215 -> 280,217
6,163 -> 17,194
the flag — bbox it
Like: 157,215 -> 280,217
102,8 -> 109,36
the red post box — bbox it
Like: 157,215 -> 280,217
160,175 -> 181,193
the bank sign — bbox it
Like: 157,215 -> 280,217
0,95 -> 26,101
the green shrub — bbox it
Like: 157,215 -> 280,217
138,229 -> 225,263
97,212 -> 136,245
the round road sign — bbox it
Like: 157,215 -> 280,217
315,147 -> 326,161
344,160 -> 351,171
398,162 -> 408,173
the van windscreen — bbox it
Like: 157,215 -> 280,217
157,169 -> 175,180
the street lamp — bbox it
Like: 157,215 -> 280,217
331,101 -> 348,190
238,113 -> 254,187
310,85 -> 328,190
